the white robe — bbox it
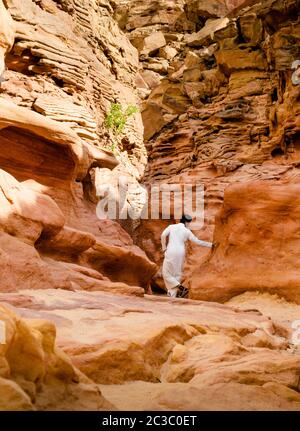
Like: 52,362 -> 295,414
161,223 -> 212,297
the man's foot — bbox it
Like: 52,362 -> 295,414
177,285 -> 189,298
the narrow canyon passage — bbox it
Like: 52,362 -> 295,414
0,0 -> 299,411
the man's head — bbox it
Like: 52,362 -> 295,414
180,214 -> 193,227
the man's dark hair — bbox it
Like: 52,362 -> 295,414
180,214 -> 193,224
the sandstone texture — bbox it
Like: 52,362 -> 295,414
0,0 -> 300,412
0,0 -> 157,295
0,303 -> 114,410
129,0 -> 300,299
0,289 -> 299,411
190,180 -> 300,303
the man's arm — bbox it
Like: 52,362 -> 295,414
161,225 -> 171,251
188,230 -> 213,248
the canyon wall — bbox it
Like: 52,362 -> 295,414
0,0 -> 157,295
0,0 -> 300,411
128,0 -> 300,301
0,0 -> 158,408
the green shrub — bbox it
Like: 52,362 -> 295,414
105,103 -> 139,134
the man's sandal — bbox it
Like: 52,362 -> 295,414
177,285 -> 189,298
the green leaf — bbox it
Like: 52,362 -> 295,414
105,103 -> 139,135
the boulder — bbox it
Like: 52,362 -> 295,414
215,48 -> 268,75
0,288 -> 299,410
186,18 -> 231,47
159,45 -> 178,60
238,13 -> 263,44
140,32 -> 166,56
0,304 -> 114,410
0,169 -> 65,243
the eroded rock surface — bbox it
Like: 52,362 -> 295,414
0,289 -> 299,410
0,304 -> 114,410
0,0 -> 157,294
190,180 -> 300,303
0,0 -> 300,412
128,0 -> 300,295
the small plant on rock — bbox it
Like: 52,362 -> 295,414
105,103 -> 139,135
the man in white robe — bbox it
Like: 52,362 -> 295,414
161,215 -> 213,298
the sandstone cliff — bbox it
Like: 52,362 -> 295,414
128,0 -> 300,303
0,0 -> 299,411
0,0 -> 157,294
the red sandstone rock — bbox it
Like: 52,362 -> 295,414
0,289 -> 299,410
0,303 -> 114,410
133,0 -> 300,295
0,1 -> 14,74
190,180 -> 300,303
0,0 -> 300,412
139,32 -> 166,57
0,0 -> 157,294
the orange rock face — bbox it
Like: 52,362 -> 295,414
190,180 -> 300,303
0,289 -> 299,410
0,303 -> 114,410
0,0 -> 300,412
130,0 -> 300,294
0,0 -> 157,294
